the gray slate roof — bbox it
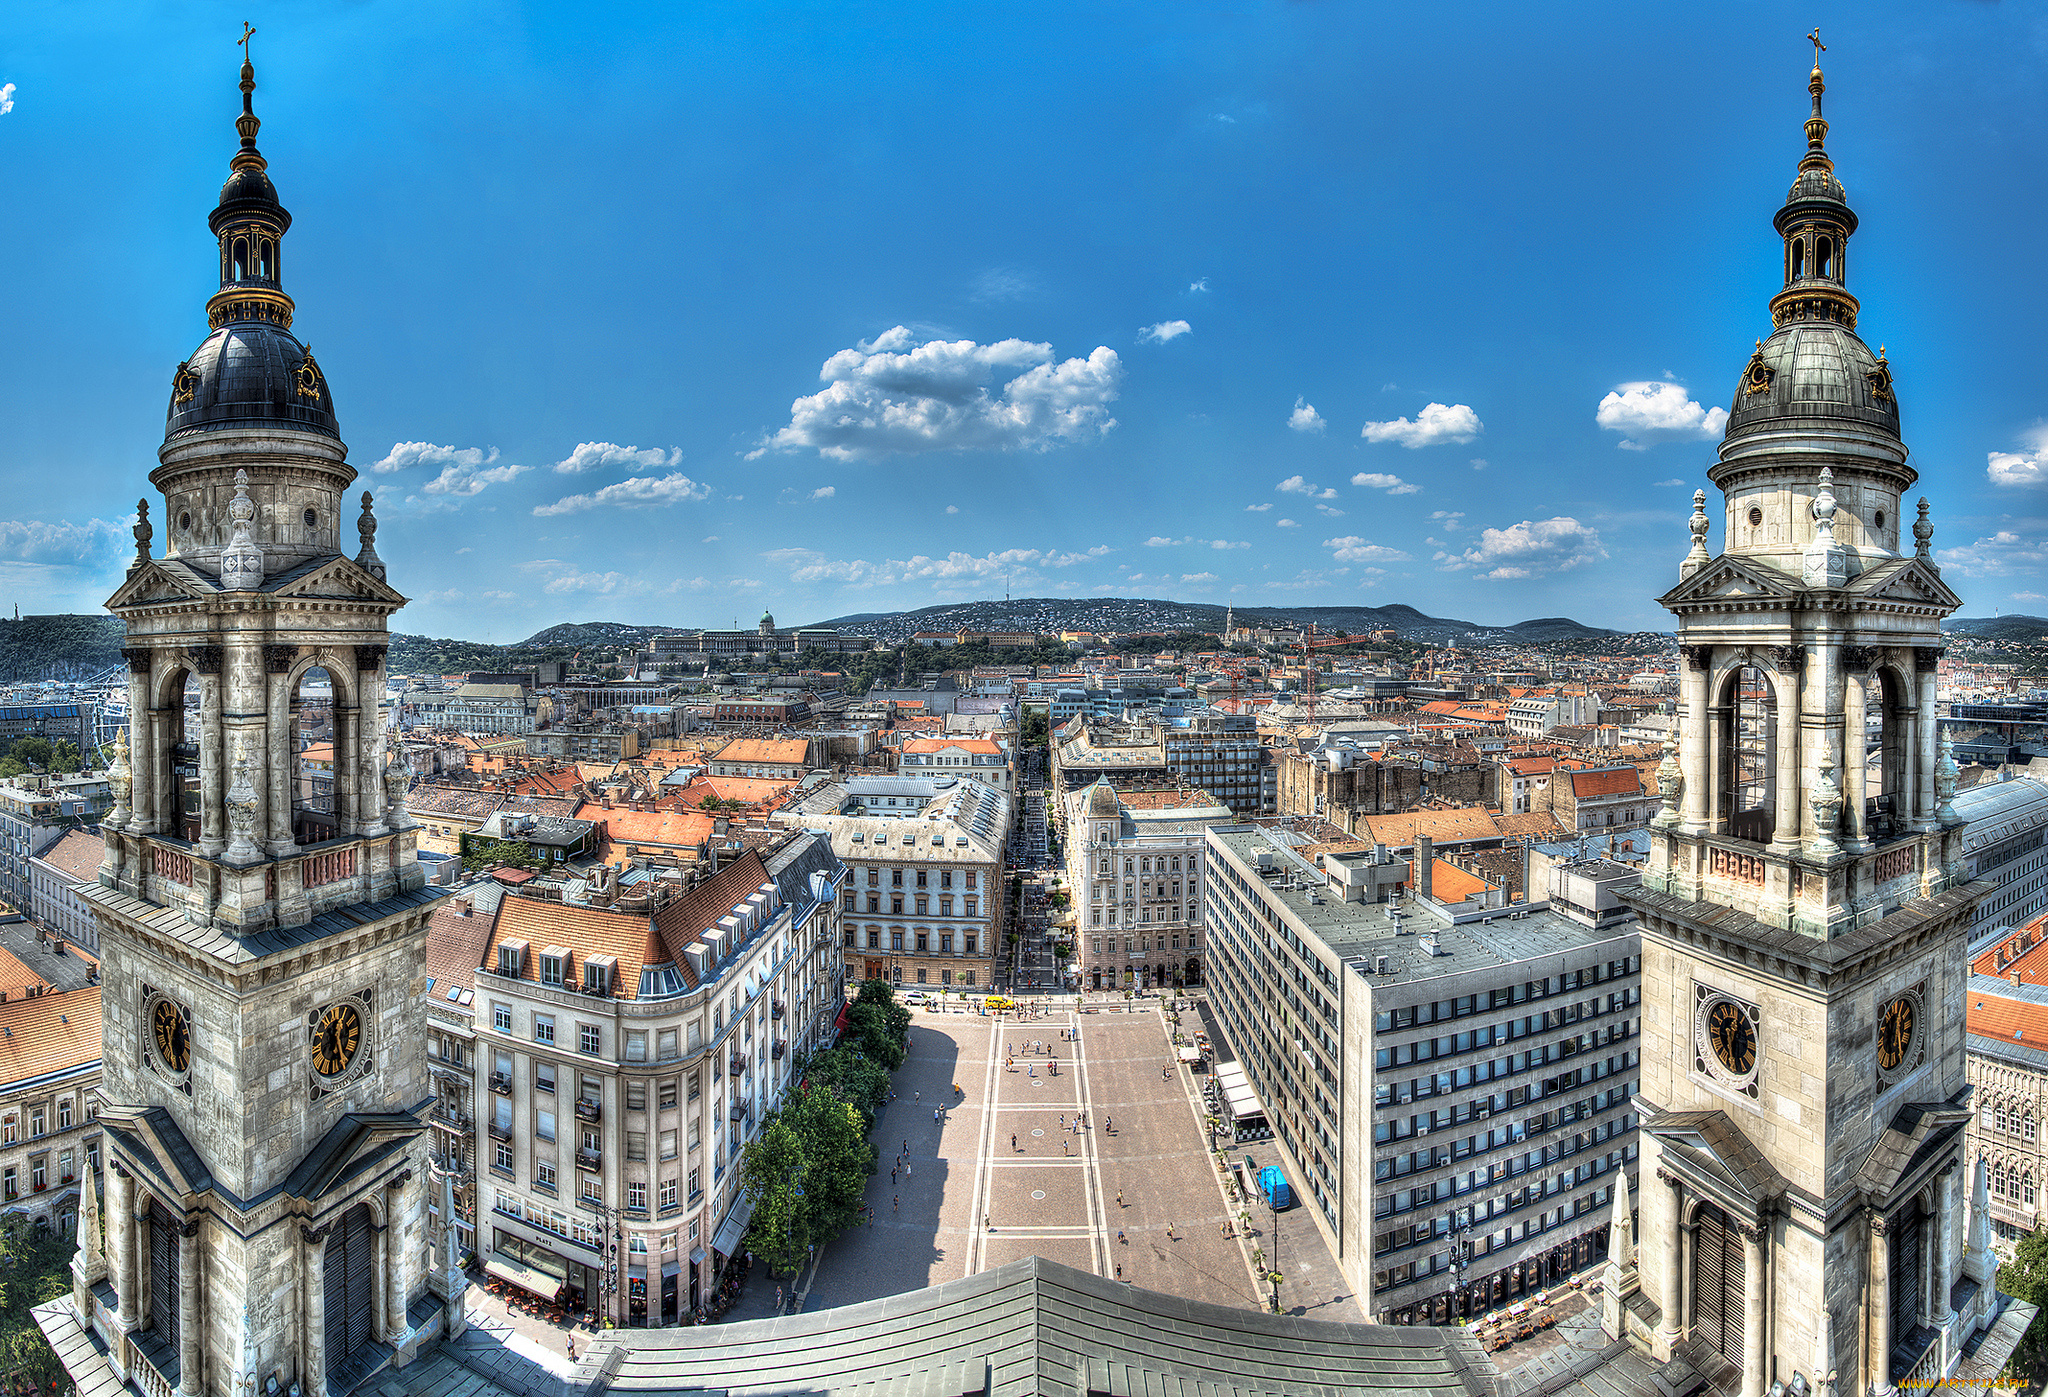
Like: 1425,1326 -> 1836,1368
596,1254 -> 1490,1397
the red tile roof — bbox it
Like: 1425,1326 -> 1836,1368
0,985 -> 101,1083
32,829 -> 105,882
1569,768 -> 1643,798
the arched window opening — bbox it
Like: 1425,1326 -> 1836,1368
292,665 -> 342,844
1817,237 -> 1834,279
231,238 -> 248,283
1868,667 -> 1912,839
1717,666 -> 1777,843
257,239 -> 274,280
165,669 -> 200,842
1790,239 -> 1805,281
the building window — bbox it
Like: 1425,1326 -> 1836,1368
660,1178 -> 678,1209
964,897 -> 978,916
891,930 -> 904,952
627,1080 -> 647,1111
537,1110 -> 556,1142
57,1099 -> 71,1130
627,1181 -> 647,1211
535,1063 -> 556,1093
628,1132 -> 647,1161
662,1079 -> 680,1109
536,1161 -> 556,1191
30,1111 -> 43,1139
661,1129 -> 678,1159
540,954 -> 565,989
916,931 -> 929,952
495,1143 -> 513,1171
892,896 -> 904,915
688,1168 -> 701,1200
582,1176 -> 602,1203
2,1116 -> 15,1146
493,1003 -> 512,1033
580,1023 -> 601,1055
534,1015 -> 555,1045
963,971 -> 975,986
964,934 -> 977,954
659,1028 -> 679,1059
940,933 -> 953,953
626,1032 -> 647,1062
916,969 -> 928,984
59,1150 -> 73,1183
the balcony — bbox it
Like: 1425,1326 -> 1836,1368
432,1110 -> 472,1133
575,1146 -> 602,1171
487,1121 -> 511,1142
728,1053 -> 747,1075
574,1099 -> 602,1123
729,1100 -> 751,1123
770,1000 -> 785,1020
490,1072 -> 512,1095
771,1040 -> 787,1060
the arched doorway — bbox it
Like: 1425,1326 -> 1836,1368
1183,957 -> 1202,985
323,1202 -> 374,1377
1889,1195 -> 1925,1360
1692,1201 -> 1745,1363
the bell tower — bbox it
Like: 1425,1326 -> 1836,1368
1621,41 -> 2023,1397
39,42 -> 452,1397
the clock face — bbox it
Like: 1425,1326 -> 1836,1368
152,998 -> 191,1075
1878,995 -> 1917,1073
1706,999 -> 1756,1076
311,1002 -> 364,1079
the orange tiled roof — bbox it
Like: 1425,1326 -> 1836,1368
1967,988 -> 2048,1049
299,742 -> 335,764
1363,807 -> 1500,848
717,738 -> 810,765
33,828 -> 105,882
1972,914 -> 2048,979
0,985 -> 101,1082
651,850 -> 779,982
899,738 -> 1004,755
488,895 -> 660,1001
601,807 -> 717,851
1502,756 -> 1557,776
1492,812 -> 1569,838
676,776 -> 797,808
424,898 -> 497,1007
0,946 -> 52,1000
1569,768 -> 1643,799
1413,857 -> 1493,905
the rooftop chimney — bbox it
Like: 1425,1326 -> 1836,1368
1417,833 -> 1434,900
2016,971 -> 2026,987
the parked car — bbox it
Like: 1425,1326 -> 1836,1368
901,990 -> 927,1005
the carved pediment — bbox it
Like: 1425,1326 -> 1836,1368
1647,1109 -> 1786,1218
282,1105 -> 428,1205
1659,554 -> 1800,611
265,554 -> 407,607
96,1102 -> 214,1202
104,559 -> 217,612
1847,555 -> 1964,612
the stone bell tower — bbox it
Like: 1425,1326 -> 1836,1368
1619,43 -> 2026,1397
35,45 -> 454,1397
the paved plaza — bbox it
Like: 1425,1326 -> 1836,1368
793,997 -> 1366,1322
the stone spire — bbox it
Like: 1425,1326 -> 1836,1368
1914,496 -> 1934,559
1681,488 -> 1711,578
1966,1155 -> 1995,1284
1599,1182 -> 1638,1342
218,468 -> 266,590
131,499 -> 151,573
355,491 -> 386,581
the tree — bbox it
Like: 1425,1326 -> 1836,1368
736,1118 -> 808,1274
0,758 -> 23,781
779,1083 -> 876,1240
461,837 -> 544,874
0,1212 -> 75,1394
1998,1227 -> 2048,1375
846,1002 -> 906,1071
800,1046 -> 889,1122
47,739 -> 82,774
6,737 -> 51,771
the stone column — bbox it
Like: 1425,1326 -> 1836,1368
177,1217 -> 201,1397
332,702 -> 356,837
1843,668 -> 1869,847
265,648 -> 296,855
122,650 -> 155,835
1770,648 -> 1804,852
300,1223 -> 326,1388
1868,1209 -> 1893,1397
384,1170 -> 412,1341
1706,698 -> 1730,836
109,1165 -> 137,1331
152,703 -> 177,837
196,651 -> 226,858
1741,1220 -> 1766,1397
1681,648 -> 1712,832
1914,655 -> 1941,832
1656,1170 -> 1684,1352
1936,1165 -> 1959,1320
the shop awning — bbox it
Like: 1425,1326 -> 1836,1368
662,1260 -> 681,1278
689,1247 -> 706,1265
483,1257 -> 565,1301
832,1003 -> 851,1034
711,1193 -> 757,1256
1177,1046 -> 1201,1063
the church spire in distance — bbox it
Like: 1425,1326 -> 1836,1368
206,23 -> 297,334
1769,29 -> 1860,333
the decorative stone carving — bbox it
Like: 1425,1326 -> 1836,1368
122,646 -> 153,675
105,729 -> 133,832
224,739 -> 262,864
187,644 -> 224,676
178,1217 -> 200,1239
1682,644 -> 1713,673
262,643 -> 299,674
218,468 -> 265,591
1937,729 -> 1959,825
1914,496 -> 1933,558
354,644 -> 387,672
1803,466 -> 1848,589
1681,489 -> 1711,579
1808,752 -> 1841,857
1767,644 -> 1807,674
386,1168 -> 413,1190
1841,645 -> 1879,673
1914,647 -> 1944,673
355,491 -> 387,582
1653,737 -> 1683,829
131,498 -> 152,572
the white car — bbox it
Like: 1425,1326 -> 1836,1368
901,990 -> 927,1005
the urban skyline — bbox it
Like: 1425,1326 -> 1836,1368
3,3 -> 2046,641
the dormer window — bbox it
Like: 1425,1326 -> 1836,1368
498,940 -> 528,976
540,947 -> 569,989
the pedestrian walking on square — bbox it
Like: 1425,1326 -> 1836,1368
906,1162 -> 913,1177
915,1090 -> 920,1103
776,1285 -> 783,1310
1117,1189 -> 1124,1209
1011,1134 -> 1017,1150
567,1336 -> 577,1360
1118,1229 -> 1126,1245
894,1195 -> 899,1212
1060,1115 -> 1066,1130
1115,1263 -> 1122,1279
892,1167 -> 897,1185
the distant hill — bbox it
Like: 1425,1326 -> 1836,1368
517,621 -> 670,648
0,615 -> 126,684
1947,615 -> 2048,643
806,597 -> 1619,643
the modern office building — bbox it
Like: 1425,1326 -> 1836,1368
1955,776 -> 2048,946
1203,824 -> 1640,1323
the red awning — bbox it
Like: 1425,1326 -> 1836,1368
833,1003 -> 851,1033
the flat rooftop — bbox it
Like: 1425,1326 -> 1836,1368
1209,827 -> 1632,988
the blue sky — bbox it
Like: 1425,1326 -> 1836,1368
4,2 -> 2048,640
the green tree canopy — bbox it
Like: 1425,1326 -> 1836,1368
736,1118 -> 808,1274
800,1046 -> 890,1121
1998,1227 -> 2048,1374
6,737 -> 52,771
46,738 -> 82,774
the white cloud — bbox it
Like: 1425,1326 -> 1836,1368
762,543 -> 1108,590
424,458 -> 530,497
1987,425 -> 2048,489
1651,478 -> 1687,487
1470,458 -> 1489,470
1438,516 -> 1605,579
810,486 -> 836,500
1937,530 -> 2048,578
1146,536 -> 1247,550
701,535 -> 720,543
1428,510 -> 1465,531
1144,536 -> 1178,547
0,518 -> 127,565
1351,471 -> 1421,495
1322,536 -> 1412,566
481,589 -> 516,601
1315,504 -> 1345,517
554,442 -> 683,475
1595,381 -> 1728,449
2014,591 -> 2046,602
1361,402 -> 1483,447
1277,475 -> 1337,499
0,84 -> 14,116
1211,538 -> 1249,550
1189,278 -> 1210,292
969,267 -> 1036,303
1288,397 -> 1326,434
373,441 -> 503,476
1139,320 -> 1192,344
1180,572 -> 1219,584
542,570 -> 628,596
531,472 -> 712,516
1277,518 -> 1300,528
1245,502 -> 1273,512
748,326 -> 1122,461
945,504 -> 960,514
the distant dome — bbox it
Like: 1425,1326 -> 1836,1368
1724,322 -> 1897,443
1087,778 -> 1120,819
166,323 -> 339,440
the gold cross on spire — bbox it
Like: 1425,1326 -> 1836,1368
1807,27 -> 1824,67
239,20 -> 255,61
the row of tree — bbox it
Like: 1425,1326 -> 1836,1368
736,981 -> 911,1276
0,735 -> 85,780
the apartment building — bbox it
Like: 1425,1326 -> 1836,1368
0,783 -> 94,916
896,738 -> 1014,794
26,828 -> 103,954
472,831 -> 844,1325
1956,777 -> 2048,944
708,738 -> 813,780
1065,779 -> 1228,991
526,725 -> 645,762
1203,825 -> 1639,1324
1963,966 -> 2048,1257
777,775 -> 1009,993
408,786 -> 508,859
0,985 -> 103,1237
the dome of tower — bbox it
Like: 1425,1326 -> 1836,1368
1087,778 -> 1120,820
1723,321 -> 1897,442
165,322 -> 339,440
212,163 -> 282,220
